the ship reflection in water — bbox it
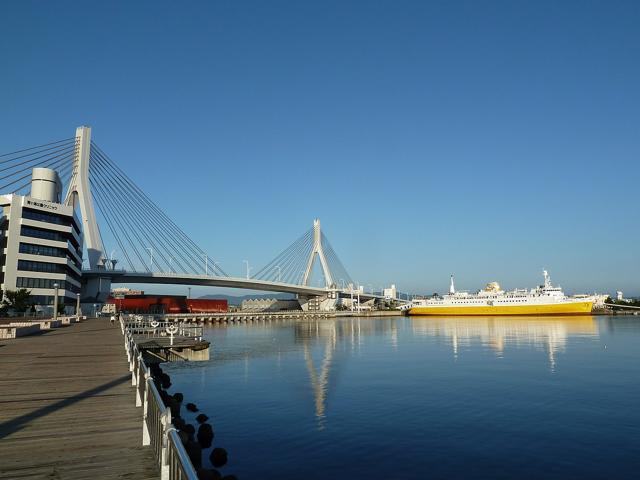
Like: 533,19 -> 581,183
164,315 -> 639,480
411,315 -> 599,371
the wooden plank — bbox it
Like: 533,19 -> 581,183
0,318 -> 158,479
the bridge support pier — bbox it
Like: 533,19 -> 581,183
81,275 -> 112,304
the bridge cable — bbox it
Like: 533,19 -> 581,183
89,156 -> 152,271
91,142 -> 229,276
90,142 -> 228,276
321,232 -> 353,286
90,149 -> 206,275
0,137 -> 75,160
0,147 -> 76,184
88,172 -> 138,271
252,228 -> 313,283
92,143 -> 228,277
89,152 -> 166,273
10,159 -> 77,197
266,232 -> 312,284
0,142 -> 76,171
90,150 -> 205,275
91,149 -> 215,276
92,151 -> 202,275
280,231 -> 315,284
90,185 -> 136,271
253,229 -> 312,281
0,152 -> 75,193
266,229 -> 314,285
90,152 -> 176,274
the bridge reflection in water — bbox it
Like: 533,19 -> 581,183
161,316 -> 638,480
292,316 -> 599,425
176,316 -> 601,430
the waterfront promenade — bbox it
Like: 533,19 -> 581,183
0,318 -> 158,479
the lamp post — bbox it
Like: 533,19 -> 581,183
76,293 -> 81,321
243,260 -> 251,279
146,247 -> 154,270
204,254 -> 208,276
53,283 -> 59,322
188,287 -> 192,299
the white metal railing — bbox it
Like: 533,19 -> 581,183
122,315 -> 203,341
122,318 -> 199,480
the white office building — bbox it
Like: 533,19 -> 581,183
0,168 -> 83,307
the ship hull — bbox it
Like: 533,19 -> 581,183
408,301 -> 593,316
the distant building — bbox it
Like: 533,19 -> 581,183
111,287 -> 144,298
105,294 -> 227,314
0,168 -> 83,307
241,298 -> 301,311
616,291 -> 623,301
383,284 -> 397,300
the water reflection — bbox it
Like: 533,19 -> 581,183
302,324 -> 335,428
411,316 -> 599,371
205,316 -> 600,425
171,316 -> 638,480
293,316 -> 599,421
293,316 -> 599,357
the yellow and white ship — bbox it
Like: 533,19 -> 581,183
405,270 -> 593,316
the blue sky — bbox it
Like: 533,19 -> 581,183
1,0 -> 638,296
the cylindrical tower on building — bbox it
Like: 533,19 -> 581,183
30,167 -> 62,203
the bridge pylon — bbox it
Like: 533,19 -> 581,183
64,126 -> 105,270
302,219 -> 334,288
64,126 -> 110,302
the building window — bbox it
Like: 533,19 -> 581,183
17,259 -> 67,274
22,208 -> 71,227
20,225 -> 66,243
21,225 -> 81,251
19,242 -> 67,258
16,276 -> 79,293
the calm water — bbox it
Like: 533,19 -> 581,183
165,316 -> 640,479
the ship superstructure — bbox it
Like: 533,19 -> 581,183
405,271 -> 593,316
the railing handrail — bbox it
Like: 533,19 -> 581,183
121,318 -> 199,480
122,319 -> 204,341
167,429 -> 200,479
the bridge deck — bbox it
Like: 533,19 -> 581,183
0,318 -> 158,479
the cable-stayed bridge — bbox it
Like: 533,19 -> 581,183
0,126 -> 402,307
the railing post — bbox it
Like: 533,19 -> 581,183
129,348 -> 135,373
135,356 -> 143,406
131,352 -> 138,386
142,376 -> 150,446
160,408 -> 172,480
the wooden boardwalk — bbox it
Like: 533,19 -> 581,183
0,318 -> 158,479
